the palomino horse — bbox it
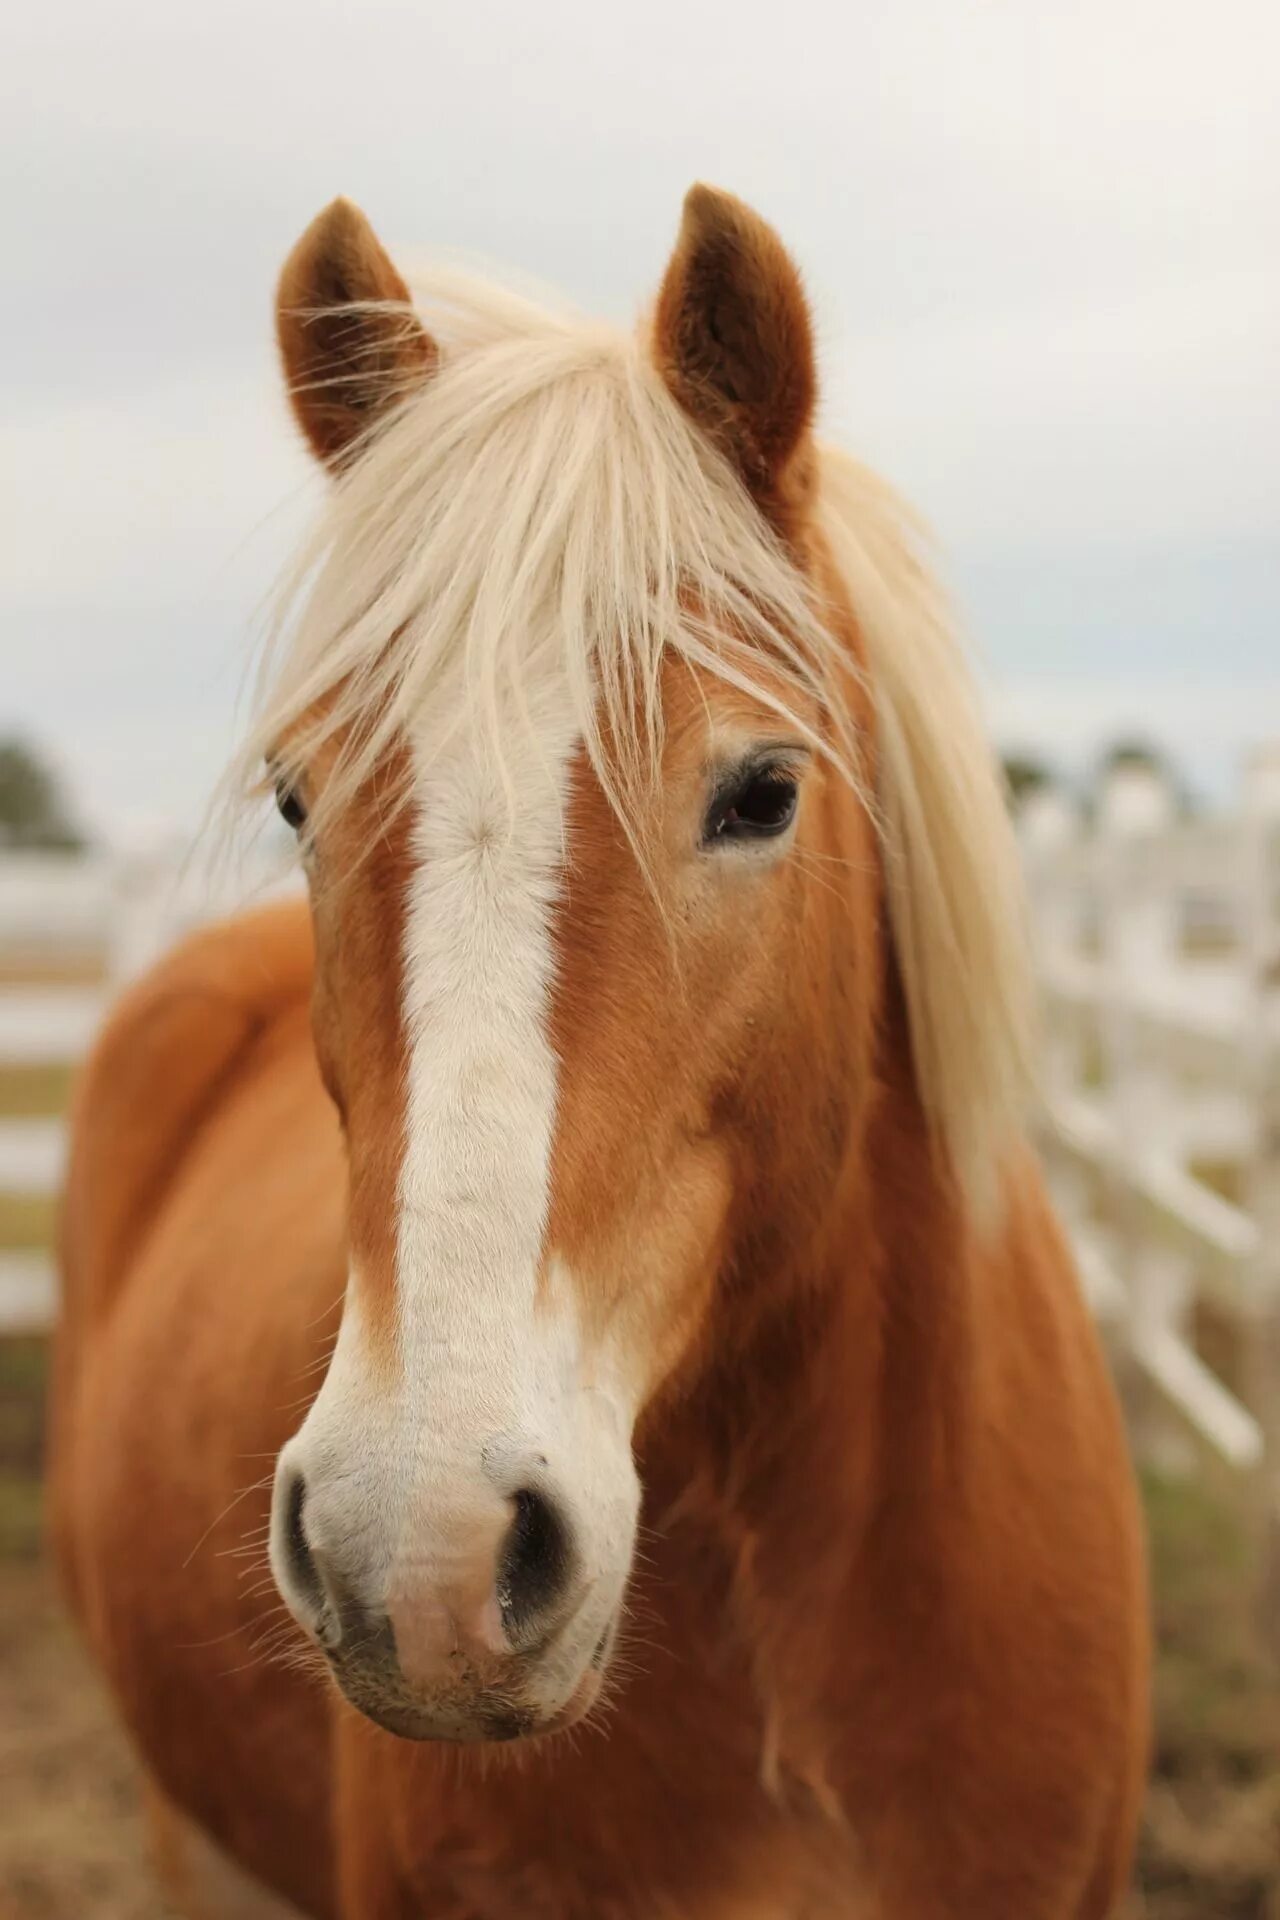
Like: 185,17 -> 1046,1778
51,187 -> 1148,1919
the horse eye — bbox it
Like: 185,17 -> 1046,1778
275,779 -> 308,833
704,767 -> 799,846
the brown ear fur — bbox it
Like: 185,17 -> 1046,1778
275,198 -> 437,468
653,184 -> 817,519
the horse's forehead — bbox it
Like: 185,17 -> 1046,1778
327,648 -> 808,1038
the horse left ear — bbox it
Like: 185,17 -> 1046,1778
652,184 -> 817,516
276,197 -> 438,470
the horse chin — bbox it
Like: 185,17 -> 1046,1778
327,1648 -> 608,1747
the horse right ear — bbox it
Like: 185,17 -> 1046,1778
275,198 -> 437,470
652,184 -> 817,523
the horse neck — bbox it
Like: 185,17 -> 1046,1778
639,972 -> 985,1780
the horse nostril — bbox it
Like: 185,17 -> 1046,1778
280,1467 -> 325,1617
498,1487 -> 571,1637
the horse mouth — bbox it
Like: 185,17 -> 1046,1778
324,1619 -> 615,1745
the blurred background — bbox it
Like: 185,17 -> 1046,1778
2,2 -> 1278,1914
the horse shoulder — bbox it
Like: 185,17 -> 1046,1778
960,1154 -> 1149,1913
50,897 -> 314,1606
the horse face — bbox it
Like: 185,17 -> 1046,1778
264,190 -> 866,1742
267,691 -> 647,1743
267,646 -> 876,1743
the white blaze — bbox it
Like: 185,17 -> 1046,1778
273,664 -> 642,1703
395,676 -> 577,1469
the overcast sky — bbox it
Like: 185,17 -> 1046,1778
3,0 -> 1277,839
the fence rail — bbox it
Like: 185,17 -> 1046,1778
1021,746 -> 1280,1482
0,842 -> 297,1331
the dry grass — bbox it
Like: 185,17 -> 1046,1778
0,1064 -> 76,1123
0,1194 -> 57,1255
0,1061 -> 71,1271
0,1562 -> 176,1920
0,948 -> 106,988
0,1048 -> 69,1284
0,1339 -> 173,1918
1133,1469 -> 1280,1917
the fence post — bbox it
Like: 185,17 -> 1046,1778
1096,760 -> 1190,1464
1018,784 -> 1082,956
1239,749 -> 1280,1628
108,835 -> 186,985
1018,786 -> 1092,1230
1019,786 -> 1081,1047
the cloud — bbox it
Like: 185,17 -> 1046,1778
829,265 -> 1280,548
0,367 -> 311,615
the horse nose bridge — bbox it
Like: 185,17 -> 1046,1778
386,1475 -> 578,1655
389,1474 -> 511,1594
384,1501 -> 512,1684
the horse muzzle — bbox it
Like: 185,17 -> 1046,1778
268,1443 -> 629,1742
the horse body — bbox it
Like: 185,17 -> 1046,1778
51,185 -> 1147,1918
53,897 -> 1144,1919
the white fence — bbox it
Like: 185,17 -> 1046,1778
1021,748 -> 1280,1483
2,763 -> 1279,1504
0,841 -> 298,1331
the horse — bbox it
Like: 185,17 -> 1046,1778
50,185 -> 1148,1920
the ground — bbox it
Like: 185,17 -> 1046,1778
1137,1470 -> 1280,1917
0,1334 -> 173,1920
0,1561 -> 177,1920
2,1334 -> 1279,1918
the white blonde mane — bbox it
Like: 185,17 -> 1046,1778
235,263 -> 1034,1211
